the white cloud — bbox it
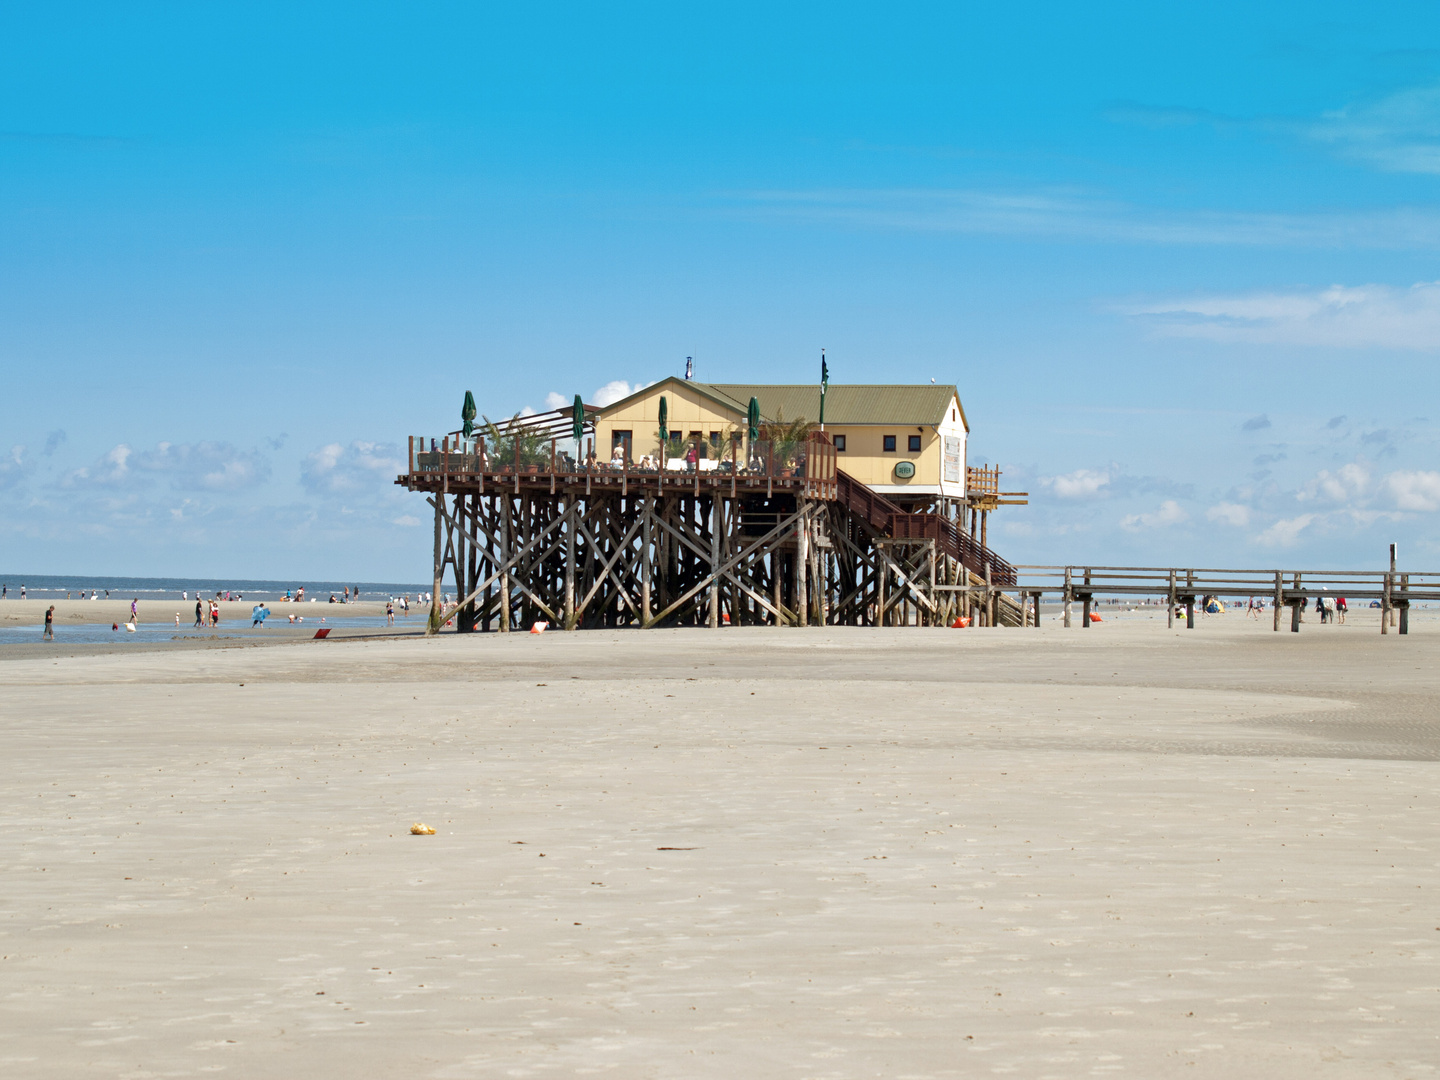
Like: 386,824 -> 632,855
1308,84 -> 1440,175
1119,499 -> 1188,531
1125,281 -> 1440,349
1044,468 -> 1110,499
1256,513 -> 1317,548
392,514 -> 422,527
0,445 -> 27,491
1206,502 -> 1250,527
301,441 -> 404,495
1300,462 -> 1372,504
734,188 -> 1440,250
1384,470 -> 1440,512
66,441 -> 270,491
592,380 -> 644,407
543,392 -> 569,410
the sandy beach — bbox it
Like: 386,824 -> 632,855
2,614 -> 1437,1078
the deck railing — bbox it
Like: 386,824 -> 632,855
404,433 -> 837,498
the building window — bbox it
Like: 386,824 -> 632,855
612,430 -> 632,460
908,435 -> 922,452
833,434 -> 846,452
883,435 -> 896,452
952,408 -> 957,422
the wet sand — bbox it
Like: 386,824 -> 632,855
0,598 -> 392,628
1,614 -> 1438,1078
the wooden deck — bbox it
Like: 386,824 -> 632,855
402,434 -> 838,501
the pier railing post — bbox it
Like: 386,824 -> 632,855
1167,569 -> 1175,629
1063,567 -> 1072,628
1383,542 -> 1397,634
1272,571 -> 1282,632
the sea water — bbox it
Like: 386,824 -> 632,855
0,574 -> 430,603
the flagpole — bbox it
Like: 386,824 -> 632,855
819,348 -> 827,431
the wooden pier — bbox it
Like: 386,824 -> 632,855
1010,551 -> 1433,634
397,433 -> 1021,632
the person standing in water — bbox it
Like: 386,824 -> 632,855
194,598 -> 203,627
130,597 -> 138,624
43,605 -> 54,640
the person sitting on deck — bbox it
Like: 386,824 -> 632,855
610,445 -> 626,467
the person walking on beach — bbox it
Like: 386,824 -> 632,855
43,605 -> 54,640
194,598 -> 203,627
386,600 -> 394,626
1337,596 -> 1348,624
252,603 -> 263,627
20,585 -> 25,600
130,597 -> 138,624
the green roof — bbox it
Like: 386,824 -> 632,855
699,383 -> 966,429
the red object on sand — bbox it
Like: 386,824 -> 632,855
313,628 -> 331,639
950,617 -> 971,628
1089,612 -> 1102,622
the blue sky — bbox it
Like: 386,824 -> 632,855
3,2 -> 1440,579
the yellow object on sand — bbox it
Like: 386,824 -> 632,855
410,823 -> 436,835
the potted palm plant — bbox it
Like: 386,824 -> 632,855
482,414 -> 550,474
760,410 -> 813,476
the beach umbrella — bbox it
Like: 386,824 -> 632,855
747,396 -> 760,443
658,395 -> 668,450
461,390 -> 477,438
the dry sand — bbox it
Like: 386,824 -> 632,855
1,613 -> 1438,1078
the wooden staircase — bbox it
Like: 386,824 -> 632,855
834,470 -> 1017,586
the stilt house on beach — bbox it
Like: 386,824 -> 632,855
398,375 -> 1027,632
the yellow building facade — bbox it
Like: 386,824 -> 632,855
593,378 -> 968,500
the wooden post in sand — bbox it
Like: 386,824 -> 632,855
564,497 -> 576,630
499,496 -> 512,632
709,497 -> 722,629
796,505 -> 810,628
428,492 -> 444,635
1272,571 -> 1282,632
1063,567 -> 1072,628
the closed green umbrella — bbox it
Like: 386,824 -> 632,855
658,396 -> 668,450
461,390 -> 477,439
747,396 -> 760,443
572,394 -> 585,463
